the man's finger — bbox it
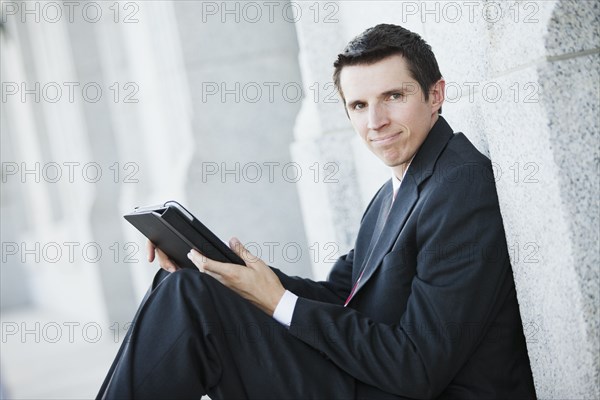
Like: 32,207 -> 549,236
228,238 -> 260,267
156,248 -> 179,272
147,240 -> 156,262
188,249 -> 238,277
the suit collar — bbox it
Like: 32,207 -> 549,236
405,115 -> 454,187
348,116 -> 454,304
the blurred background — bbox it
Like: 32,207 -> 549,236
1,1 -> 598,399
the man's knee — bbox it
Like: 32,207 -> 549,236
159,268 -> 225,298
171,267 -> 201,280
166,268 -> 204,289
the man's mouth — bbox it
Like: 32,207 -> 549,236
370,132 -> 401,145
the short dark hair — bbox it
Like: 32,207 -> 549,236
333,24 -> 442,112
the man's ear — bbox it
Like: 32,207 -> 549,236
430,79 -> 445,114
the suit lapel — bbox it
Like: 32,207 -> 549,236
349,116 -> 455,302
353,176 -> 419,297
366,190 -> 393,254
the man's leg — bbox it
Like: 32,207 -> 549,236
98,268 -> 355,399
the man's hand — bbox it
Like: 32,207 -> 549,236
187,237 -> 285,316
147,240 -> 180,273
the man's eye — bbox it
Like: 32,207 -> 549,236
352,103 -> 365,110
389,93 -> 403,100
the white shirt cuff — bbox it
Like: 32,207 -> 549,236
272,290 -> 298,327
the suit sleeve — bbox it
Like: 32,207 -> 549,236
287,163 -> 514,399
271,250 -> 354,304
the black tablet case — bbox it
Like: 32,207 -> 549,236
124,201 -> 245,269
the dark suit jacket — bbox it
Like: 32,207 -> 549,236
275,117 -> 536,399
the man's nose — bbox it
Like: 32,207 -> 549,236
367,104 -> 390,131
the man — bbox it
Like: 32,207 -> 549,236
98,24 -> 536,399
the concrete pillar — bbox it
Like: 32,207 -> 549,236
172,0 -> 311,278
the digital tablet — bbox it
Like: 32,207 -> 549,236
124,201 -> 245,269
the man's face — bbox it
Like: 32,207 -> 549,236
340,55 -> 444,178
